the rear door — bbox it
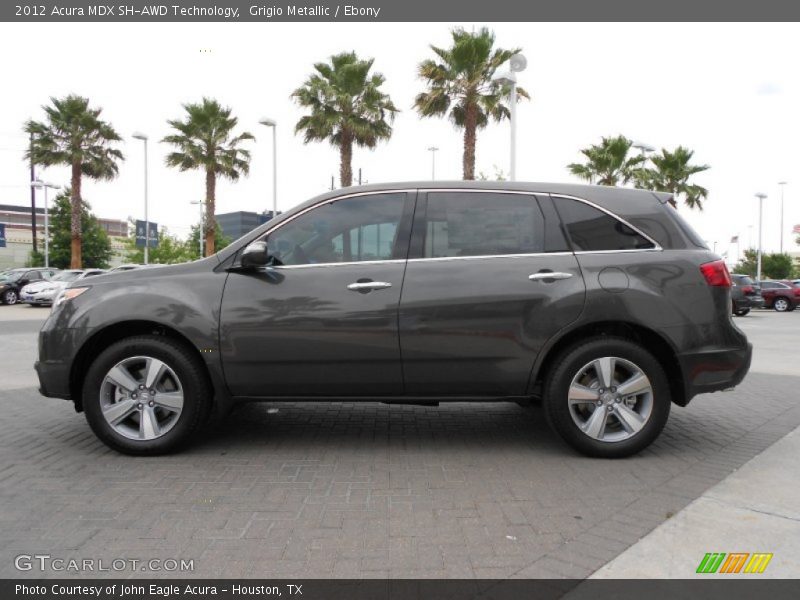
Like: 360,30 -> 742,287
398,190 -> 586,396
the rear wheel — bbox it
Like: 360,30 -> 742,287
543,337 -> 671,458
773,297 -> 790,312
2,289 -> 18,305
82,335 -> 211,455
734,308 -> 750,316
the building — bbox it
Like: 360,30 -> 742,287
216,210 -> 278,240
0,202 -> 128,269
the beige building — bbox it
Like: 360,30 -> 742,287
0,203 -> 128,269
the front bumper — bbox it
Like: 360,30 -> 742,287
35,359 -> 72,399
679,342 -> 753,402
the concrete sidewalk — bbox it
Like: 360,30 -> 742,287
591,423 -> 800,578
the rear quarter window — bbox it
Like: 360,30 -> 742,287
552,196 -> 655,252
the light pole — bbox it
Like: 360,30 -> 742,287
755,192 -> 767,282
427,146 -> 439,180
259,118 -> 278,220
778,181 -> 787,253
30,179 -> 59,268
492,53 -> 527,181
190,200 -> 204,258
632,141 -> 655,184
132,132 -> 149,264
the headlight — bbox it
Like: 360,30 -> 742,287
53,287 -> 89,308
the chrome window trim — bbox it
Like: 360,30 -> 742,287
252,187 -> 663,269
407,251 -> 574,264
269,259 -> 407,270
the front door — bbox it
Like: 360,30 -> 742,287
399,191 -> 586,396
220,192 -> 414,397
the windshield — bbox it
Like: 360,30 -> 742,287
0,271 -> 23,283
52,271 -> 82,282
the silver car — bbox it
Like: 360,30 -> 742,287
21,269 -> 106,306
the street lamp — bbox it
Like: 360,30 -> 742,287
778,181 -> 787,253
492,53 -> 527,181
427,146 -> 439,180
259,118 -> 278,220
30,179 -> 60,268
755,192 -> 767,282
131,132 -> 150,265
190,200 -> 204,258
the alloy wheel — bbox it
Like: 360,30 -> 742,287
567,356 -> 654,443
3,290 -> 18,305
99,356 -> 184,441
774,298 -> 789,312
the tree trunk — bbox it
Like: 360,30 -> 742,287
70,161 -> 82,268
462,101 -> 478,180
340,132 -> 353,187
205,168 -> 216,256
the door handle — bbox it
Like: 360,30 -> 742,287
528,272 -> 573,281
347,281 -> 393,292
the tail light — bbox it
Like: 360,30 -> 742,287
742,285 -> 754,294
700,260 -> 732,287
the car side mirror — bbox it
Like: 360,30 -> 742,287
240,241 -> 269,268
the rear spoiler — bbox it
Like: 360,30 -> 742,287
651,191 -> 676,206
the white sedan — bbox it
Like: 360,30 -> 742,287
20,269 -> 106,306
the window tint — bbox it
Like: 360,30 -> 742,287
423,192 -> 544,258
553,197 -> 655,252
266,193 -> 406,266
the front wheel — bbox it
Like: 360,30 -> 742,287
773,297 -> 790,312
82,335 -> 211,455
2,289 -> 18,305
543,337 -> 671,458
734,308 -> 750,316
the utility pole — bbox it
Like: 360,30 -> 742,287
29,132 -> 38,254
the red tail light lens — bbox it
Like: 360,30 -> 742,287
700,260 -> 732,287
742,285 -> 754,294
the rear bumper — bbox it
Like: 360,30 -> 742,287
679,342 -> 752,401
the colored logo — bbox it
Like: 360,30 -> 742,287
696,552 -> 773,574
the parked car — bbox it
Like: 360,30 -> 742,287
0,268 -> 59,305
35,183 -> 752,458
730,274 -> 764,316
759,280 -> 799,312
21,269 -> 106,306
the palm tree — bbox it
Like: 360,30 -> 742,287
645,146 -> 710,210
162,98 -> 254,255
414,27 -> 529,180
24,95 -> 123,268
567,135 -> 644,186
292,51 -> 398,188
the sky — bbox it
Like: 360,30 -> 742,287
0,22 -> 798,261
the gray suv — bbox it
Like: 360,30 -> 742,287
35,182 -> 752,458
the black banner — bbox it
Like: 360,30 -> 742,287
3,0 -> 800,22
4,580 -> 800,600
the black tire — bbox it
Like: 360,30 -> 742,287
543,337 -> 671,458
82,335 -> 211,455
773,297 -> 790,312
734,308 -> 750,316
2,289 -> 18,305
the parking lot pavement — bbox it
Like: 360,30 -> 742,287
0,307 -> 798,579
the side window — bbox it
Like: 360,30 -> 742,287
266,193 -> 406,266
423,192 -> 544,258
553,197 -> 655,252
26,271 -> 42,281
